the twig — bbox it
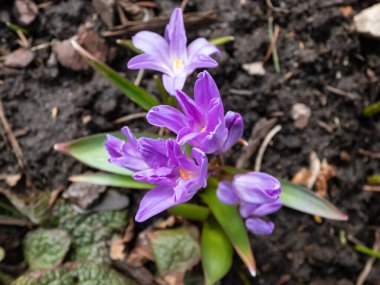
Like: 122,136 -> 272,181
356,231 -> 380,285
263,23 -> 280,63
363,185 -> 380,192
30,42 -> 51,52
254,125 -> 282,171
134,69 -> 145,86
112,112 -> 148,125
325,85 -> 355,100
236,118 -> 277,169
0,100 -> 27,173
229,89 -> 254,96
0,215 -> 31,227
180,0 -> 190,10
16,30 -> 29,48
101,10 -> 217,37
358,148 -> 380,159
266,0 -> 290,13
268,17 -> 280,73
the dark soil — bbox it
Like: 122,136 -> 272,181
1,0 -> 380,284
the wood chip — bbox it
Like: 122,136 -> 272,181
291,103 -> 311,129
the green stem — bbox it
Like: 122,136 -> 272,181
354,245 -> 380,259
168,204 -> 210,221
363,101 -> 380,117
268,18 -> 280,73
209,36 -> 235,46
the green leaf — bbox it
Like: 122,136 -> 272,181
148,227 -> 200,280
223,166 -> 348,221
116,39 -> 142,54
55,132 -> 131,175
55,132 -> 161,176
354,244 -> 380,259
0,246 -> 5,262
69,172 -> 153,189
209,35 -> 235,46
72,40 -> 159,111
11,262 -> 137,285
168,203 -> 210,221
363,100 -> 380,117
24,229 -> 71,270
201,218 -> 233,285
279,179 -> 348,221
200,180 -> 256,276
0,189 -> 50,224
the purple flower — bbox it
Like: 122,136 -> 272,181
127,8 -> 220,95
147,71 -> 244,154
216,172 -> 282,235
133,138 -> 208,222
104,127 -> 148,172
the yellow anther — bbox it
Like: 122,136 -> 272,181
201,127 -> 206,132
173,59 -> 183,69
179,169 -> 191,180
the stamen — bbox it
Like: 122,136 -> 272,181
179,169 -> 191,180
201,127 -> 206,132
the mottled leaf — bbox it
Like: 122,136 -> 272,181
46,200 -> 128,264
201,218 -> 233,285
11,262 -> 137,285
24,229 -> 71,270
148,227 -> 200,284
0,189 -> 50,224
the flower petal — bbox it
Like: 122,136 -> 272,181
194,71 -> 221,112
206,98 -> 225,131
245,218 -> 275,235
104,134 -> 147,172
135,185 -> 175,222
217,180 -> 239,205
162,74 -> 187,95
187,38 -> 220,60
175,90 -> 204,125
249,200 -> 283,217
190,148 -> 208,188
147,105 -> 189,133
131,31 -> 170,62
223,111 -> 244,152
233,172 -> 281,204
186,55 -> 218,74
133,167 -> 175,185
127,54 -> 171,75
139,138 -> 168,169
165,8 -> 187,60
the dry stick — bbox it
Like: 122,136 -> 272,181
356,231 -> 380,285
112,112 -> 148,125
267,17 -> 280,73
134,69 -> 145,86
0,100 -> 27,173
263,24 -> 280,63
102,10 -> 217,37
180,0 -> 190,10
363,185 -> 380,192
254,125 -> 282,172
358,148 -> 380,159
236,118 -> 277,169
325,85 -> 355,100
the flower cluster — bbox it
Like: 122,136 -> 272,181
217,173 -> 282,235
105,8 -> 282,235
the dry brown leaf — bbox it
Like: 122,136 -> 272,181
4,48 -> 35,68
340,6 -> 353,17
110,238 -> 127,261
52,23 -> 114,71
291,167 -> 311,187
291,151 -> 320,189
291,103 -> 311,129
154,216 -> 176,229
314,159 -> 336,198
15,0 -> 38,25
5,174 -> 22,187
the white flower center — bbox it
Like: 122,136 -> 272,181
172,58 -> 185,76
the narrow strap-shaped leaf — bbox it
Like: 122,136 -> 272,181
55,132 -> 162,176
168,204 -> 210,221
202,217 -> 233,285
279,179 -> 348,221
200,179 -> 256,276
55,132 -> 131,175
69,172 -> 153,189
223,166 -> 348,221
72,40 -> 159,111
